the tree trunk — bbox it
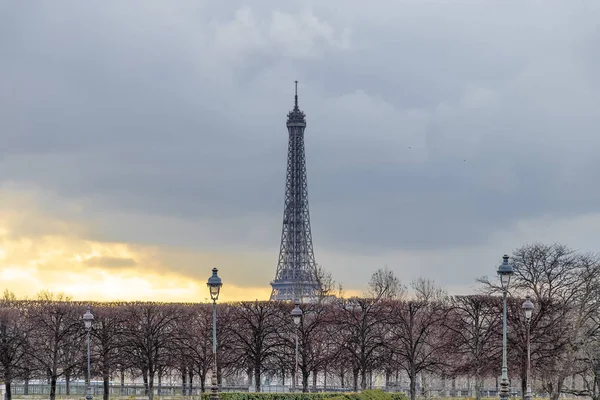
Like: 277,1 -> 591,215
217,361 -> 222,387
5,378 -> 12,400
200,371 -> 206,393
385,370 -> 391,387
158,371 -> 162,396
181,368 -> 187,396
254,365 -> 261,392
188,369 -> 193,395
495,376 -> 499,394
148,369 -> 154,400
352,368 -> 359,392
103,366 -> 110,400
50,375 -> 57,400
120,368 -> 125,396
313,370 -> 317,391
247,367 -> 252,387
65,370 -> 71,395
441,375 -> 447,397
550,377 -> 565,400
475,374 -> 482,400
452,376 -> 457,397
361,368 -> 367,390
466,376 -> 470,397
142,367 -> 149,397
409,366 -> 417,400
370,370 -> 374,389
323,366 -> 327,390
24,375 -> 29,396
302,369 -> 309,393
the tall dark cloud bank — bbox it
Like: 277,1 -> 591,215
1,1 -> 600,291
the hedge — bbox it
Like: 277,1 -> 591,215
324,389 -> 408,400
194,390 -> 408,400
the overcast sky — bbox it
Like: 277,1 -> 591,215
1,1 -> 600,301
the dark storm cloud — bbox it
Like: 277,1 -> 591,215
1,0 -> 600,255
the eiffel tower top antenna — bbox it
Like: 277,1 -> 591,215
286,80 -> 306,125
294,80 -> 299,109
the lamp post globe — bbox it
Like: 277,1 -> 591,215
207,268 -> 223,400
497,254 -> 514,400
207,268 -> 222,302
83,306 -> 94,330
522,295 -> 534,400
497,254 -> 514,291
522,296 -> 534,320
291,302 -> 302,326
82,305 -> 94,400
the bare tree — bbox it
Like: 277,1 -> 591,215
445,295 -> 502,400
282,301 -> 336,392
575,343 -> 600,400
335,297 -> 388,391
314,264 -> 341,301
179,304 -> 213,392
558,255 -> 600,399
511,245 -> 600,400
121,302 -> 182,400
91,304 -> 127,400
389,279 -> 450,400
27,293 -> 85,400
367,266 -> 404,300
478,244 -> 596,400
227,301 -> 283,392
0,296 -> 30,400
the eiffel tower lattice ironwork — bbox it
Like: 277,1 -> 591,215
270,81 -> 321,301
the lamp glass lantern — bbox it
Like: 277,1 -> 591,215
522,295 -> 534,320
291,302 -> 303,325
207,268 -> 223,301
497,254 -> 514,290
83,306 -> 94,330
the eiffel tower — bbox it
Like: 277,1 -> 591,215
270,81 -> 321,301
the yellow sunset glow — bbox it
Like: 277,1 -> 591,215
0,191 -> 275,303
0,188 -> 357,303
0,227 -> 273,302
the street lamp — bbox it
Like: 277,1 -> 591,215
522,295 -> 534,400
291,302 -> 303,392
595,357 -> 600,398
83,305 -> 94,400
207,268 -> 223,400
497,254 -> 514,400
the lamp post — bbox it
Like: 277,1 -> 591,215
595,358 -> 600,398
522,295 -> 534,400
207,268 -> 223,400
83,306 -> 95,400
497,254 -> 514,400
291,302 -> 303,392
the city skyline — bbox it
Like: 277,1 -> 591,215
1,1 -> 600,302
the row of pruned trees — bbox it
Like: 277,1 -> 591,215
0,243 -> 599,400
